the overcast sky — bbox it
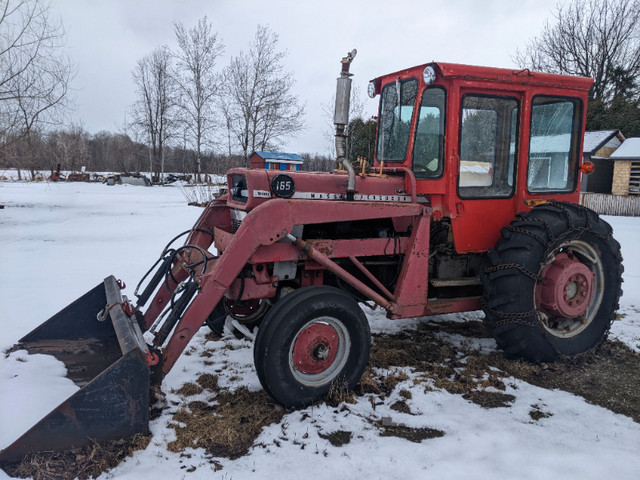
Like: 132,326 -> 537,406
54,0 -> 561,156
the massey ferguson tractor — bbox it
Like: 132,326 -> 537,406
0,50 -> 623,464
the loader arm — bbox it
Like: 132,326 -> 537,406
147,197 -> 427,378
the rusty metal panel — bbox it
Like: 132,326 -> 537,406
392,211 -> 432,311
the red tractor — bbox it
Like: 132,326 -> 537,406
1,51 -> 622,463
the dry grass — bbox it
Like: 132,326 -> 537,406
325,377 -> 357,406
176,183 -> 223,206
5,434 -> 150,480
168,387 -> 286,459
368,323 -> 509,407
196,373 -> 219,391
378,423 -> 445,443
175,382 -> 204,396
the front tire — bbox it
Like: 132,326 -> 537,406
481,202 -> 623,362
253,286 -> 371,408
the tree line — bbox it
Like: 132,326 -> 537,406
0,127 -> 340,180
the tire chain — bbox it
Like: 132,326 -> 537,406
483,262 -> 541,281
504,224 -> 548,246
481,297 -> 539,328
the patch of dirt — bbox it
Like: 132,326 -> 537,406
390,399 -> 414,414
463,391 -> 515,408
168,387 -> 286,459
399,389 -> 412,400
3,434 -> 151,480
318,430 -> 352,447
529,404 -> 553,421
378,423 -> 445,443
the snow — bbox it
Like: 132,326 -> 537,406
610,137 -> 640,160
583,130 -> 619,154
1,181 -> 639,480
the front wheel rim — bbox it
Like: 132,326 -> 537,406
289,316 -> 351,387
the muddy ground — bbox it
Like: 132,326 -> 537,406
5,319 -> 640,480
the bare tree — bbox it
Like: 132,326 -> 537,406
219,25 -> 305,161
516,0 -> 640,103
0,0 -> 74,154
321,84 -> 366,157
48,124 -> 89,172
130,47 -> 176,182
88,131 -> 145,173
173,16 -> 224,180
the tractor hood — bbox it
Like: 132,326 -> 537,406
226,167 -> 414,211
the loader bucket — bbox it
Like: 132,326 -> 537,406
0,276 -> 151,465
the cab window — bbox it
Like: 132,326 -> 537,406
377,78 -> 418,162
458,95 -> 519,198
412,87 -> 445,177
528,96 -> 582,193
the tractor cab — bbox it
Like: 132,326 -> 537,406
368,63 -> 593,252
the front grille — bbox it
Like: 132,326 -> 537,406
230,209 -> 247,233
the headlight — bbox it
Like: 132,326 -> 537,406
367,81 -> 376,98
229,174 -> 248,203
423,66 -> 436,85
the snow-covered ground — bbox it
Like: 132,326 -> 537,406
0,181 -> 639,480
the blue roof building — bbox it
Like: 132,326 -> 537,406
249,151 -> 304,171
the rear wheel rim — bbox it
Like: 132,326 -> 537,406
536,240 -> 604,338
289,316 -> 350,387
226,298 -> 269,325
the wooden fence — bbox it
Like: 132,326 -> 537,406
580,193 -> 640,217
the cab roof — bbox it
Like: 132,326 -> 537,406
370,61 -> 594,92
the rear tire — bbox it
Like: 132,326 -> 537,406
205,299 -> 270,337
204,301 -> 228,336
253,286 -> 371,408
481,202 -> 623,362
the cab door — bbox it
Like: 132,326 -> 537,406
451,91 -> 521,253
517,94 -> 584,207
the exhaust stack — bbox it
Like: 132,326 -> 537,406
334,49 -> 357,197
